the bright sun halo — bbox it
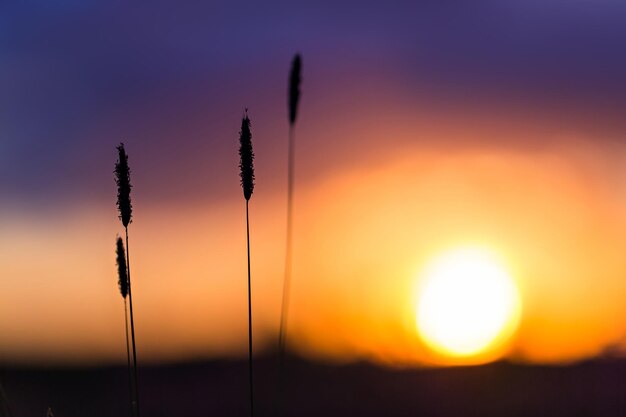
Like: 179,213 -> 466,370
417,247 -> 521,359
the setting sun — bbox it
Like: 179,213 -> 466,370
417,248 -> 522,360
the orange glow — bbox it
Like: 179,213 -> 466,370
416,247 -> 521,364
1,128 -> 626,367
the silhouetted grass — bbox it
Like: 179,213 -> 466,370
239,110 -> 255,417
279,54 -> 302,355
114,143 -> 139,417
116,236 -> 133,417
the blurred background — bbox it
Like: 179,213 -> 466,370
2,1 -> 626,415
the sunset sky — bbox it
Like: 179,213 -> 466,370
2,1 -> 626,367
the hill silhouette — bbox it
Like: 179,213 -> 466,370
1,354 -> 624,416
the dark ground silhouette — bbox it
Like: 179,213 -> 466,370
1,355 -> 625,417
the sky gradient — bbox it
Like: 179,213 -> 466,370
2,1 -> 626,366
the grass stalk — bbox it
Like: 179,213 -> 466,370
279,54 -> 301,356
239,111 -> 255,417
124,298 -> 133,417
125,228 -> 140,417
116,236 -> 134,416
277,55 -> 302,417
115,143 -> 139,417
246,200 -> 254,417
278,123 -> 295,354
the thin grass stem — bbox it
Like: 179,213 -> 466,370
125,228 -> 140,417
246,200 -> 254,417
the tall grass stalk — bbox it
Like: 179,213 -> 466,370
116,236 -> 133,417
115,143 -> 139,417
279,54 -> 301,355
239,110 -> 255,417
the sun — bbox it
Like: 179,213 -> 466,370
416,247 -> 521,360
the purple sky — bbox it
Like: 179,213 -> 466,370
2,1 -> 626,209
